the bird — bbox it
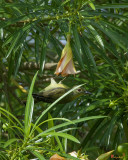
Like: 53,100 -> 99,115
32,78 -> 91,104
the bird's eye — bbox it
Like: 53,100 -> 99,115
78,89 -> 82,92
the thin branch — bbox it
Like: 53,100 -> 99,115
19,62 -> 57,71
1,12 -> 77,27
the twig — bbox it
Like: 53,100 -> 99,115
19,62 -> 57,71
1,12 -> 77,27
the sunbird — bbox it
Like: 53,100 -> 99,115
32,78 -> 91,104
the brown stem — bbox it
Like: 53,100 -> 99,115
19,62 -> 57,71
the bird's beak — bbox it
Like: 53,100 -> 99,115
84,91 -> 92,94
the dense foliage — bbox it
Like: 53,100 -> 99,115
0,0 -> 128,159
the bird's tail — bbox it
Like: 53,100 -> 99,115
32,93 -> 53,103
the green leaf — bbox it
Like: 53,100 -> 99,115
5,32 -> 21,59
88,0 -> 95,10
40,27 -> 49,73
0,152 -> 8,160
55,136 -> 64,152
8,53 -> 14,80
30,150 -> 45,160
35,132 -> 80,144
48,113 -> 55,147
35,31 -> 40,63
80,118 -> 105,148
48,113 -> 54,129
61,0 -> 70,6
0,108 -> 23,128
100,20 -> 128,34
72,25 -> 85,69
32,116 -> 106,141
31,123 -> 43,134
49,35 -> 62,57
24,71 -> 38,139
82,11 -> 128,20
38,118 -> 73,128
103,41 -> 123,65
4,138 -> 19,148
95,3 -> 128,9
87,25 -> 104,49
82,32 -> 124,84
88,120 -> 110,146
0,15 -> 30,28
63,136 -> 67,153
2,34 -> 13,48
101,110 -> 121,145
14,46 -> 23,77
91,21 -> 127,50
80,36 -> 97,75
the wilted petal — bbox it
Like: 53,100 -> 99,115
61,59 -> 76,76
50,153 -> 66,160
55,34 -> 77,76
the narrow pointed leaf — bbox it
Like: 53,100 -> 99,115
0,107 -> 23,128
48,113 -> 55,147
6,32 -> 21,58
35,31 -> 40,63
40,27 -> 49,73
95,3 -> 128,9
14,46 -> 23,77
31,150 -> 45,160
50,35 -> 63,57
87,25 -> 104,49
80,36 -> 97,74
4,138 -> 19,148
72,25 -> 85,69
35,132 -> 80,144
24,71 -> 38,139
88,1 -> 95,10
32,116 -> 106,140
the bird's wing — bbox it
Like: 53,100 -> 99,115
42,87 -> 68,99
32,87 -> 68,103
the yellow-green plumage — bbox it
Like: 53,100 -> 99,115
32,78 -> 88,104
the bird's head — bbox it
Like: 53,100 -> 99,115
71,87 -> 91,100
